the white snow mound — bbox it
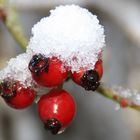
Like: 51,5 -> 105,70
27,5 -> 105,72
0,5 -> 105,88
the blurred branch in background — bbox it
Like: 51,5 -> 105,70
97,85 -> 140,111
0,0 -> 27,49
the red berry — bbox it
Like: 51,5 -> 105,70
38,89 -> 76,134
94,59 -> 103,80
113,95 -> 119,101
120,98 -> 129,108
29,54 -> 68,87
71,68 -> 85,85
71,59 -> 103,91
0,79 -> 36,109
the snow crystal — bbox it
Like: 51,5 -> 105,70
27,5 -> 105,72
112,86 -> 140,105
0,53 -> 34,87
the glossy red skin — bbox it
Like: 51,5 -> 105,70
71,68 -> 85,85
71,59 -> 103,85
94,59 -> 103,79
1,82 -> 36,109
38,89 -> 76,128
32,57 -> 68,87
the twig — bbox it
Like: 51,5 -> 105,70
97,85 -> 140,111
0,1 -> 28,49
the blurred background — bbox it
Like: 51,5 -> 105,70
0,0 -> 140,140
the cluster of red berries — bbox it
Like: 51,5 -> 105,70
0,54 -> 103,134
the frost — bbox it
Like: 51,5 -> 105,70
57,129 -> 65,134
112,86 -> 140,105
115,104 -> 121,111
27,5 -> 105,72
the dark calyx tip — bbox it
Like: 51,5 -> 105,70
44,118 -> 62,135
81,70 -> 100,91
0,80 -> 16,99
29,54 -> 49,75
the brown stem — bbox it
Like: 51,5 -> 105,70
0,7 -> 6,20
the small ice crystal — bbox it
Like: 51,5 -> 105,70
115,104 -> 121,111
57,128 -> 65,134
27,5 -> 105,72
112,86 -> 140,105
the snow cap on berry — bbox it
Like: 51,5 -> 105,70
0,53 -> 34,87
27,5 -> 105,72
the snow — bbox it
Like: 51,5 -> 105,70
0,53 -> 33,87
27,5 -> 105,72
0,5 -> 105,88
113,86 -> 140,105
